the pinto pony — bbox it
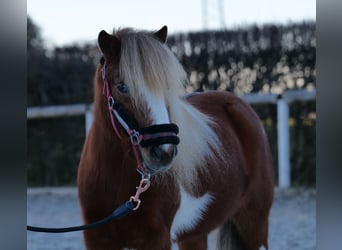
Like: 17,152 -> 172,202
77,26 -> 274,250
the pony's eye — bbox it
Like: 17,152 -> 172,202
117,82 -> 129,94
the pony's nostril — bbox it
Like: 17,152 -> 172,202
150,146 -> 161,159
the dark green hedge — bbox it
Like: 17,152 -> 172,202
27,20 -> 315,186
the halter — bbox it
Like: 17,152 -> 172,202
100,57 -> 180,176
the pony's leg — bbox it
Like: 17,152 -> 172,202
83,231 -> 122,250
140,240 -> 172,250
218,216 -> 269,250
217,221 -> 245,250
232,207 -> 270,250
139,227 -> 172,250
177,234 -> 207,250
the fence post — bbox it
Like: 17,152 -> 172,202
85,106 -> 93,136
277,98 -> 290,188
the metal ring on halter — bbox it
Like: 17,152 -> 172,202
137,168 -> 151,180
108,96 -> 115,108
129,130 -> 142,145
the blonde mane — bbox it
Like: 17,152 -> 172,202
114,28 -> 222,189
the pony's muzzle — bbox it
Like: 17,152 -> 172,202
139,123 -> 180,172
150,144 -> 177,167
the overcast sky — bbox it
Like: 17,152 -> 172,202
27,0 -> 316,47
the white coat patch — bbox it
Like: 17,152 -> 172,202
171,184 -> 214,241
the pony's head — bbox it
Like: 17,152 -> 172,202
97,26 -> 187,174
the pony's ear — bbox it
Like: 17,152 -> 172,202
98,30 -> 121,59
154,26 -> 168,43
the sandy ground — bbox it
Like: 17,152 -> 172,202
27,187 -> 315,250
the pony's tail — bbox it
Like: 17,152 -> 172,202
217,221 -> 245,250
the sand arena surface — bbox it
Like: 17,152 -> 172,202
27,187 -> 316,250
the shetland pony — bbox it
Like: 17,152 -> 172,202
77,26 -> 274,250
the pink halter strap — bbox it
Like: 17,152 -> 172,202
101,67 -> 122,139
101,64 -> 147,175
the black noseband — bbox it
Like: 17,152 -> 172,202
139,123 -> 180,147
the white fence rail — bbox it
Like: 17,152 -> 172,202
27,89 -> 316,188
240,89 -> 316,188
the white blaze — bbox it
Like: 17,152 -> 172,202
144,91 -> 171,151
144,91 -> 170,125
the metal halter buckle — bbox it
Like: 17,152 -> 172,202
108,96 -> 115,108
129,130 -> 141,145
